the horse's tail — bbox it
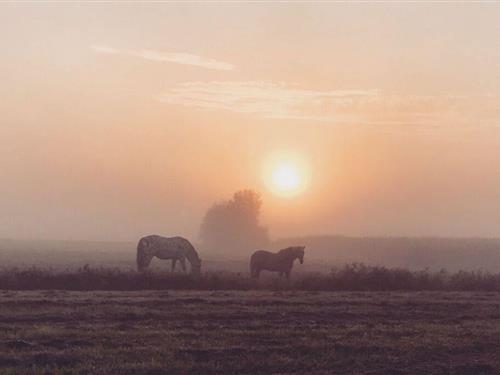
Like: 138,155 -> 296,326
136,237 -> 149,271
249,252 -> 260,278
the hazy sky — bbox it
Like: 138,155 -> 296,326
2,4 -> 500,241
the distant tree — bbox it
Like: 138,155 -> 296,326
199,190 -> 269,254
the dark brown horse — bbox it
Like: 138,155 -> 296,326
250,246 -> 305,279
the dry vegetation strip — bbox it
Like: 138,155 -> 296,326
0,291 -> 500,374
3,264 -> 500,291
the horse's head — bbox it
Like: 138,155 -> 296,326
190,258 -> 202,276
136,253 -> 153,272
185,246 -> 202,277
136,242 -> 154,272
295,246 -> 305,264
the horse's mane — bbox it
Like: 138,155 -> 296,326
277,246 -> 301,257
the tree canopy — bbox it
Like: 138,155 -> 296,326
199,190 -> 269,254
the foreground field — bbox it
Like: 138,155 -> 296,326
1,291 -> 500,374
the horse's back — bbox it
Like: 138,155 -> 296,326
250,250 -> 275,268
251,250 -> 272,260
140,235 -> 190,247
138,234 -> 162,246
250,249 -> 298,273
138,235 -> 193,257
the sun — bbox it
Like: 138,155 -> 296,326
272,164 -> 301,192
263,153 -> 310,197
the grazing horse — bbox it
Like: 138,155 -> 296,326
250,246 -> 305,279
136,235 -> 201,275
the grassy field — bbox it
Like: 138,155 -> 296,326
1,290 -> 500,374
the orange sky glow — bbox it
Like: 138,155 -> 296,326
2,4 -> 500,241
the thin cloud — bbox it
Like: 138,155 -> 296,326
91,45 -> 120,54
158,81 -> 500,128
91,45 -> 234,71
158,81 -> 378,121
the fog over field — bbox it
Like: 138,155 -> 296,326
2,236 -> 500,273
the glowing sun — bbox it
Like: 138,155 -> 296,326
272,164 -> 301,192
264,153 -> 310,197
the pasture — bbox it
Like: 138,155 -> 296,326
2,240 -> 500,373
1,290 -> 500,374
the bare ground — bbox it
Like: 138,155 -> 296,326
1,291 -> 500,374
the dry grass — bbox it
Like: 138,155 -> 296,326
1,290 -> 500,374
2,264 -> 500,291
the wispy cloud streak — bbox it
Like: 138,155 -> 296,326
158,81 -> 377,121
91,45 -> 234,71
158,81 -> 500,128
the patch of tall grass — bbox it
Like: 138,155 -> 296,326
1,263 -> 500,291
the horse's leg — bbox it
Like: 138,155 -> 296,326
251,265 -> 258,278
180,258 -> 186,272
285,270 -> 291,279
171,259 -> 177,271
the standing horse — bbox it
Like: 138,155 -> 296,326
136,235 -> 201,275
250,246 -> 305,279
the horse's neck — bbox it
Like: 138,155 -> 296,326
154,243 -> 184,259
185,247 -> 199,263
277,252 -> 295,263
